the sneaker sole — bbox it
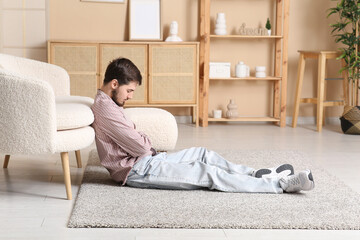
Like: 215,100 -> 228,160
254,164 -> 294,178
276,164 -> 294,175
308,171 -> 314,181
254,169 -> 272,178
301,170 -> 315,191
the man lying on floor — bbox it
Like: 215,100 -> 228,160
91,58 -> 315,194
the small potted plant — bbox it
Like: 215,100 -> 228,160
328,0 -> 360,134
266,18 -> 271,36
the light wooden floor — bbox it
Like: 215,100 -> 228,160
1,123 -> 360,239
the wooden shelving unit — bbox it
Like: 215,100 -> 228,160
199,0 -> 289,127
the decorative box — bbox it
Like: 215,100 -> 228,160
209,62 -> 231,78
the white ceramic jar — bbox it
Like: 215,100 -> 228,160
235,62 -> 250,78
213,109 -> 222,119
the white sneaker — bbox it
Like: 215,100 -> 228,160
280,170 -> 315,193
252,164 -> 294,179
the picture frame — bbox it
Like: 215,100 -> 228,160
129,0 -> 162,41
80,0 -> 125,3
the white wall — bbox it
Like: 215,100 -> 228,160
0,0 -> 48,61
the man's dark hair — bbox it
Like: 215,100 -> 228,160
104,58 -> 142,86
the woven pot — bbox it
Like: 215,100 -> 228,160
340,105 -> 360,134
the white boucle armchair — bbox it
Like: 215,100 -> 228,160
0,53 -> 95,200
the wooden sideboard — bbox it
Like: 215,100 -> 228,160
48,40 -> 199,126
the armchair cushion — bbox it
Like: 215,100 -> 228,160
56,96 -> 94,106
55,126 -> 95,153
56,96 -> 94,131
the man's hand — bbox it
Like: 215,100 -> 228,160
150,148 -> 157,156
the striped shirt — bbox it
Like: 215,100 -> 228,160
91,90 -> 153,184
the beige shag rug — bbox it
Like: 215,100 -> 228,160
68,149 -> 360,229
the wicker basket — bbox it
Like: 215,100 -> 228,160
340,105 -> 360,134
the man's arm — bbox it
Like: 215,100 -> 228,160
98,106 -> 153,158
134,124 -> 157,156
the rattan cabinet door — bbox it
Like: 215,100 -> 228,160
149,44 -> 197,104
49,43 -> 98,98
100,44 -> 147,105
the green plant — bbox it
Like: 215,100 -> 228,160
328,0 -> 360,106
265,18 -> 271,30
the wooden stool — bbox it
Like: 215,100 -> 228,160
292,51 -> 346,132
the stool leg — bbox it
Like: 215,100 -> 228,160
323,80 -> 327,126
317,53 -> 326,132
292,53 -> 306,128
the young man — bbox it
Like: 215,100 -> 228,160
91,58 -> 315,193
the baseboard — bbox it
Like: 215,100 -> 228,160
174,116 -> 341,125
286,116 -> 341,125
174,116 -> 193,124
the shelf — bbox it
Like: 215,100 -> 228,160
210,77 -> 281,81
208,117 -> 280,122
210,35 -> 283,39
199,0 -> 289,127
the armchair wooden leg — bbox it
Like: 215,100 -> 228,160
60,152 -> 72,200
3,155 -> 10,168
75,150 -> 82,168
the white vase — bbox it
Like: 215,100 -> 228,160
226,99 -> 239,119
215,29 -> 227,35
255,66 -> 266,78
216,13 -> 226,22
255,66 -> 266,72
215,23 -> 226,29
215,12 -> 227,35
165,21 -> 183,42
267,29 -> 271,36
